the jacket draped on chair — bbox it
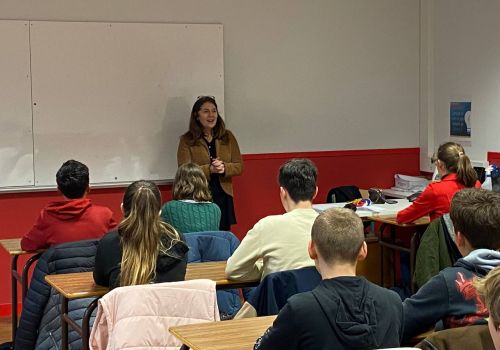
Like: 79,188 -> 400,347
89,279 -> 219,350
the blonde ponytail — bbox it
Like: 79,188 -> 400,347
119,180 -> 179,287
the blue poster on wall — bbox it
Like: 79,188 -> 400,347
450,101 -> 471,137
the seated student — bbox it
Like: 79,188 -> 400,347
161,162 -> 221,233
397,142 -> 480,224
21,160 -> 117,251
254,208 -> 404,350
403,188 -> 500,341
475,266 -> 500,350
225,158 -> 319,281
93,180 -> 188,289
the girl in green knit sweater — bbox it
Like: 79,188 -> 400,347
161,163 -> 221,233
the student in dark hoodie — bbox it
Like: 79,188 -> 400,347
403,188 -> 500,341
93,180 -> 188,289
20,160 -> 117,251
254,207 -> 404,350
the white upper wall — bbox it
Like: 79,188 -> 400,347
0,0 -> 420,154
427,0 -> 500,168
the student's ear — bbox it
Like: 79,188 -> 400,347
357,241 -> 368,261
308,240 -> 318,260
279,186 -> 287,200
312,186 -> 318,200
455,231 -> 471,256
456,231 -> 464,247
120,203 -> 124,215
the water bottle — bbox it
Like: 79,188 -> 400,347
482,166 -> 493,191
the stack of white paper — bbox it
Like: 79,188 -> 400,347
394,174 -> 429,192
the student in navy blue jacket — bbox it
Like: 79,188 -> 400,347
403,188 -> 500,341
254,208 -> 403,350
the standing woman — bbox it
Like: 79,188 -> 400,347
93,180 -> 188,289
177,96 -> 243,231
397,142 -> 480,224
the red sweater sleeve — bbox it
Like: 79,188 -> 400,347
21,211 -> 49,251
396,186 -> 435,224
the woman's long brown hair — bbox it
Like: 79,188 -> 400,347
183,96 -> 227,143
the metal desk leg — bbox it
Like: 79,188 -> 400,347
82,298 -> 99,350
61,295 -> 69,350
10,255 -> 19,343
379,242 -> 384,287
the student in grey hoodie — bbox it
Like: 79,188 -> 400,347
254,208 -> 404,350
403,188 -> 500,342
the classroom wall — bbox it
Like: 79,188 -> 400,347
422,0 -> 500,170
0,0 -> 422,313
0,0 -> 420,153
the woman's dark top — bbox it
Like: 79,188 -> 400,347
205,137 -> 236,230
93,230 -> 189,289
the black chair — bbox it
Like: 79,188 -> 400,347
326,185 -> 362,203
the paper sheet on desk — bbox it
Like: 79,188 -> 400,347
357,205 -> 385,213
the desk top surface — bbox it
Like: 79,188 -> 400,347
44,261 -> 257,299
169,315 -> 276,350
313,199 -> 411,218
313,199 -> 430,227
0,238 -> 44,255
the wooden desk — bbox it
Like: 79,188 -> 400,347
0,238 -> 44,342
45,261 -> 259,299
45,261 -> 259,350
370,215 -> 430,291
170,316 -> 276,350
313,198 -> 412,218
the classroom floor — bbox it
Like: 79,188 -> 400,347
0,317 -> 11,344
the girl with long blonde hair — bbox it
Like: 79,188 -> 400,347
94,180 -> 188,288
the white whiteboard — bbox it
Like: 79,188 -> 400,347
0,21 -> 34,187
25,21 -> 223,186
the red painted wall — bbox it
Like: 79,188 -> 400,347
0,147 -> 420,314
487,152 -> 500,166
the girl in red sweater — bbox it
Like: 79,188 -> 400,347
397,142 -> 480,224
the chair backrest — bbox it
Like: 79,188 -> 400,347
15,239 -> 99,350
184,230 -> 240,263
326,185 -> 362,203
89,279 -> 219,350
248,266 -> 322,316
184,230 -> 242,318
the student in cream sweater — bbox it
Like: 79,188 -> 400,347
225,159 -> 319,281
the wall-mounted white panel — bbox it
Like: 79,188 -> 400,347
30,21 -> 223,186
0,20 -> 34,186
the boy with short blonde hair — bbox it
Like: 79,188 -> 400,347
254,208 -> 403,350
